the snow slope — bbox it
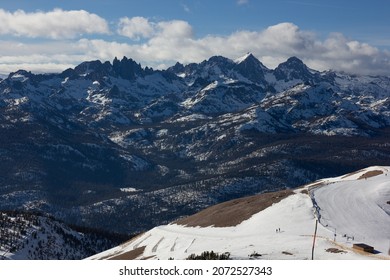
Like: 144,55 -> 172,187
88,166 -> 390,260
310,166 -> 390,255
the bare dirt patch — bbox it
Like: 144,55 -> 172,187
175,189 -> 294,228
357,170 -> 383,180
326,248 -> 346,254
106,246 -> 146,260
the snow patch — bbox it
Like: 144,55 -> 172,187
120,187 -> 140,193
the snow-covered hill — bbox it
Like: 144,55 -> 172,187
88,166 -> 390,260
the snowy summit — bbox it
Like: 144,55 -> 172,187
234,52 -> 254,64
88,166 -> 390,260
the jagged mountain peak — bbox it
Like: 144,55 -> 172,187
234,52 -> 267,68
233,53 -> 269,83
285,56 -> 305,65
274,56 -> 315,82
205,55 -> 234,65
67,56 -> 155,81
8,69 -> 34,80
234,52 -> 254,63
235,52 -> 264,67
167,54 -> 311,85
75,60 -> 103,71
112,56 -> 145,80
168,62 -> 185,73
198,55 -> 236,73
74,60 -> 112,76
275,56 -> 309,72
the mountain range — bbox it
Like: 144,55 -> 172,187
1,53 -> 390,237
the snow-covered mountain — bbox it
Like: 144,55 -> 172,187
88,166 -> 390,260
1,54 -> 390,236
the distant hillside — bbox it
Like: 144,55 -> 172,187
0,211 -> 130,260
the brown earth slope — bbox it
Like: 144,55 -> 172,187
175,189 -> 294,227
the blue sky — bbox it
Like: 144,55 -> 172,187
0,0 -> 389,75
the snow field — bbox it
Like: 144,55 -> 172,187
311,166 -> 390,255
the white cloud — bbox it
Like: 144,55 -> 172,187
117,17 -> 155,40
118,17 -> 193,40
0,18 -> 389,76
0,9 -> 109,39
114,21 -> 388,75
156,20 -> 194,39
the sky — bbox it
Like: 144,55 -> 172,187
0,0 -> 389,75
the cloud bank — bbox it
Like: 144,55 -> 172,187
0,11 -> 389,76
0,9 -> 109,39
87,18 -> 390,75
